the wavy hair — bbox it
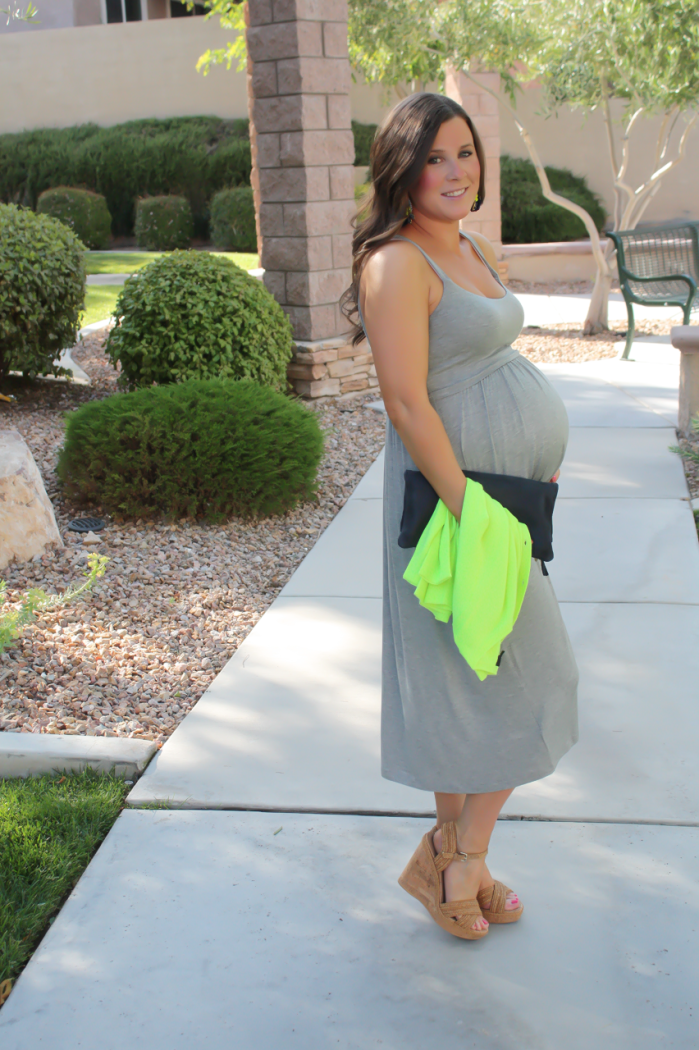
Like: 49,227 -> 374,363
340,92 -> 486,346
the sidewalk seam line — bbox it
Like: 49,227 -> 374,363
124,803 -> 699,827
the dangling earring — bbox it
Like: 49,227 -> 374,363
405,198 -> 414,223
471,192 -> 480,213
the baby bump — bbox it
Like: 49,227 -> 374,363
431,355 -> 569,482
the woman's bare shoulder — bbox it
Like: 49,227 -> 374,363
361,237 -> 429,290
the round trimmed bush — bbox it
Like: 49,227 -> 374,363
500,154 -> 607,244
106,251 -> 294,393
134,195 -> 193,250
210,186 -> 257,251
57,378 -> 325,522
0,203 -> 85,382
36,186 -> 111,250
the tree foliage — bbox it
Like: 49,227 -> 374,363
198,0 -> 699,333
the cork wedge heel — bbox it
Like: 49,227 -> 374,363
477,881 -> 524,924
397,820 -> 489,940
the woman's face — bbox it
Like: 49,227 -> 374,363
409,116 -> 481,222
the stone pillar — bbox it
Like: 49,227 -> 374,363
246,0 -> 356,349
672,326 -> 699,438
445,64 -> 505,276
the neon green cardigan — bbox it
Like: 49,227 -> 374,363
403,479 -> 532,680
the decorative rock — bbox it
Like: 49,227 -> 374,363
0,429 -> 63,570
82,531 -> 102,546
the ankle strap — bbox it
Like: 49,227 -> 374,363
453,848 -> 489,862
434,821 -> 488,871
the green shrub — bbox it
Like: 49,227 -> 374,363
36,186 -> 111,249
500,154 -> 608,244
352,121 -> 378,167
135,195 -> 193,250
57,378 -> 325,521
0,116 -> 252,237
0,203 -> 85,382
106,251 -> 293,392
0,118 -> 376,239
210,186 -> 257,251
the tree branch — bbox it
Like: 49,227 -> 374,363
624,113 -> 698,229
455,67 -> 611,277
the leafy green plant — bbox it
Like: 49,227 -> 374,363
500,154 -> 607,243
0,552 -> 108,654
37,186 -> 111,250
351,121 -> 378,166
0,116 -> 252,237
134,195 -> 193,251
0,203 -> 85,383
106,251 -> 293,392
668,413 -> 699,467
57,378 -> 325,522
209,186 -> 257,251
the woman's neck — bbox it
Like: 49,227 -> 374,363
403,211 -> 464,255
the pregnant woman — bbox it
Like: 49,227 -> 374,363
342,93 -> 580,940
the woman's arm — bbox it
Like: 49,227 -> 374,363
360,243 -> 468,521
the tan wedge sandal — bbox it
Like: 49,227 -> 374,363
397,820 -> 489,940
477,880 -> 524,924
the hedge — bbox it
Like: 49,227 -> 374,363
0,118 -> 383,239
0,203 -> 85,382
209,186 -> 257,251
36,186 -> 111,250
106,250 -> 294,392
0,116 -> 251,238
352,121 -> 378,167
135,195 -> 193,250
500,154 -> 607,243
57,378 -> 325,522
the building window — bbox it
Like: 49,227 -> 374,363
170,1 -> 207,14
105,0 -> 143,20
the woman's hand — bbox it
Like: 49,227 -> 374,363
550,470 -> 560,483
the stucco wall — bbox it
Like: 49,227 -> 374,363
1,15 -> 696,229
0,17 -> 248,130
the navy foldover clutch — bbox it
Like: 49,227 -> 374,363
398,469 -> 559,575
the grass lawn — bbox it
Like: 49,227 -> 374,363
85,250 -> 259,275
80,285 -> 122,327
0,768 -> 130,996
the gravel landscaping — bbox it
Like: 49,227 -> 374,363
0,289 -> 694,745
0,332 -> 386,743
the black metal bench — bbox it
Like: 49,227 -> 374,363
608,223 -> 699,359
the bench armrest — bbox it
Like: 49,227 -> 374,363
620,271 -> 697,297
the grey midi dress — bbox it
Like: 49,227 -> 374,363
358,230 -> 579,794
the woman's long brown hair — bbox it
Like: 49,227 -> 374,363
340,92 -> 487,346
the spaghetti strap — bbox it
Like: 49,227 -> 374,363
394,231 -> 505,293
459,230 -> 506,290
391,234 -> 448,283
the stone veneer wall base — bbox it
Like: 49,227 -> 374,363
287,334 -> 378,399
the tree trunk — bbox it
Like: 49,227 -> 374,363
583,238 -> 617,334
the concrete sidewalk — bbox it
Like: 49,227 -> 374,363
2,312 -> 697,1047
